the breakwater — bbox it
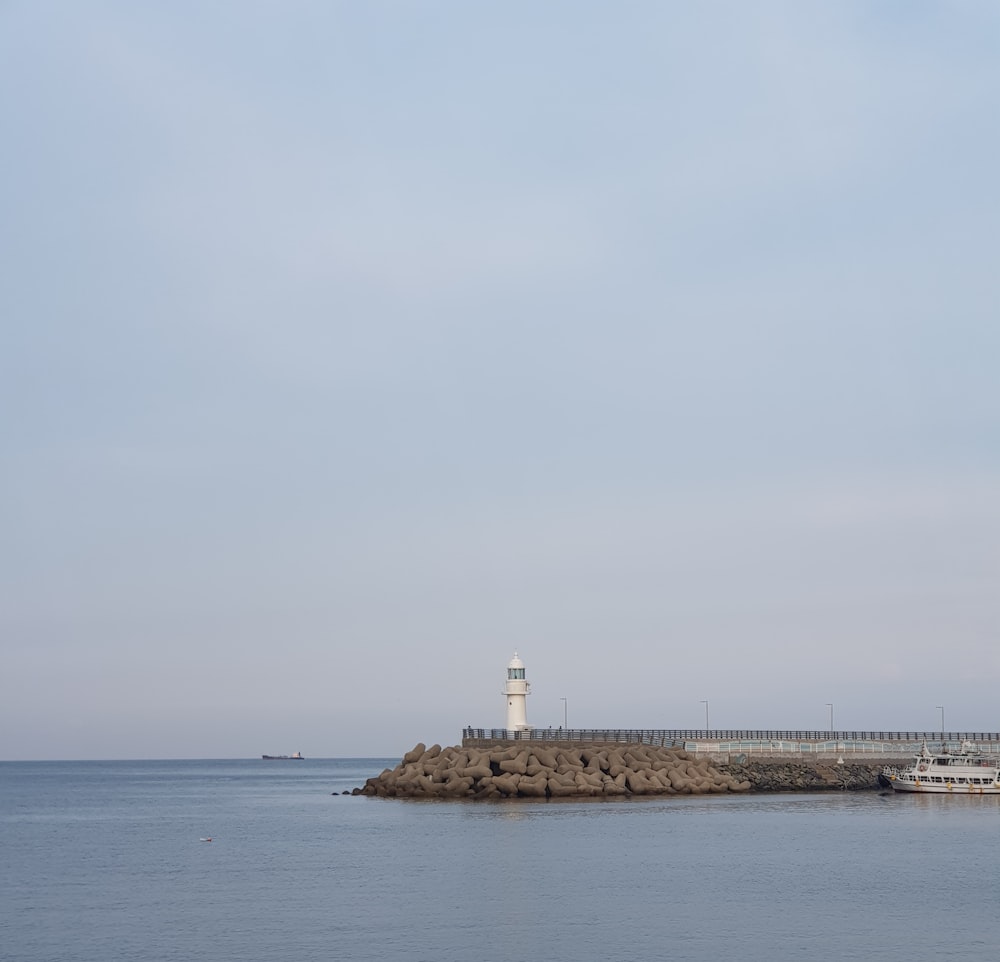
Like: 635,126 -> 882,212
720,757 -> 906,792
349,743 -> 903,798
352,742 -> 751,798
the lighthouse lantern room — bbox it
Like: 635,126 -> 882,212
504,651 -> 531,731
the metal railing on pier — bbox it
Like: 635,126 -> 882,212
461,727 -> 1000,757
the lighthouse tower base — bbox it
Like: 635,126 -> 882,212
504,651 -> 531,732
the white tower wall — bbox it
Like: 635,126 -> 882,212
504,651 -> 531,731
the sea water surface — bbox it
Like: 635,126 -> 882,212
1,758 -> 998,962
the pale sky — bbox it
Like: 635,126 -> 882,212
2,2 -> 999,760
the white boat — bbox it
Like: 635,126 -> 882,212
881,741 -> 1000,794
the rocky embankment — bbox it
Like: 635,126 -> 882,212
720,758 -> 898,792
345,744 -> 902,798
350,742 -> 751,799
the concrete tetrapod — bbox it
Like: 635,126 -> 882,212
355,743 -> 751,799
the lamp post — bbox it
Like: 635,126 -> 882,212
700,699 -> 709,733
936,705 -> 945,734
560,697 -> 567,730
826,703 -> 834,733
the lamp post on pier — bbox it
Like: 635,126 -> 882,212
936,705 -> 945,735
700,699 -> 709,733
826,703 -> 834,733
560,697 -> 567,730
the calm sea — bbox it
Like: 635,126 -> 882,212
1,758 -> 997,962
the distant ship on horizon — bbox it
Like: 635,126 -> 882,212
261,751 -> 304,760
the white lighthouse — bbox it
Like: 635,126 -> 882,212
504,651 -> 531,732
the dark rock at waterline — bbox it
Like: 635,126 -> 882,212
719,759 -> 907,792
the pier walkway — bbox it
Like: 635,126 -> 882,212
462,727 -> 1000,761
